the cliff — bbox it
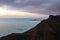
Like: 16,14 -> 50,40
0,15 -> 60,40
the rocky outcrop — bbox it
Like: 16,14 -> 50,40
0,15 -> 60,40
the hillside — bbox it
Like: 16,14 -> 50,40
0,15 -> 60,40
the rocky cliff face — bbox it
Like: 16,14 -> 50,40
0,15 -> 60,40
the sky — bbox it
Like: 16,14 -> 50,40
0,0 -> 60,18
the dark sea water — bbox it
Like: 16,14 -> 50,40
0,19 -> 40,37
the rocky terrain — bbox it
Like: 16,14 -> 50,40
0,15 -> 60,40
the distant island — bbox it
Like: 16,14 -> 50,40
31,18 -> 41,21
0,15 -> 60,40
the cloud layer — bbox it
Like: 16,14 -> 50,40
0,0 -> 60,15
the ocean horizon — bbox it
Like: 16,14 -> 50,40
0,18 -> 41,37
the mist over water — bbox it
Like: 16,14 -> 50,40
0,18 -> 40,37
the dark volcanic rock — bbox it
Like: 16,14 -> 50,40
0,15 -> 60,40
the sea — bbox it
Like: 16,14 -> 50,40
0,18 -> 41,37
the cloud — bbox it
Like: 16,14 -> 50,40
0,0 -> 60,15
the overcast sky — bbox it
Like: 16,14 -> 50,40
0,0 -> 60,18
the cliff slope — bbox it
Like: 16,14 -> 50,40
0,15 -> 60,40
